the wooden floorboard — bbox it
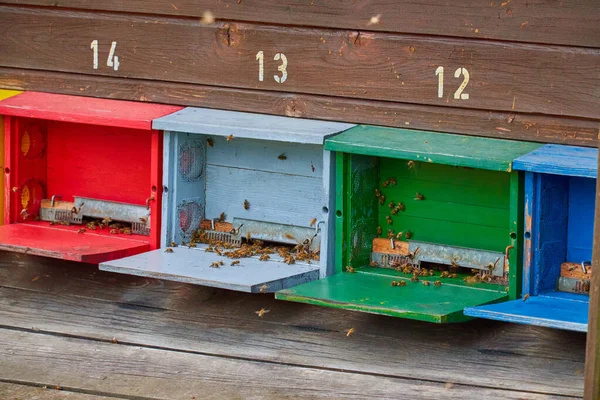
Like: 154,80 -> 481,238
0,251 -> 587,399
0,330 -> 577,400
0,382 -> 121,400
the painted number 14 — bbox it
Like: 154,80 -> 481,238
435,66 -> 470,100
90,40 -> 120,71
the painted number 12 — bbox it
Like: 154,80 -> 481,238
435,66 -> 470,100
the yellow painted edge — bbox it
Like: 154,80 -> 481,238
0,89 -> 22,102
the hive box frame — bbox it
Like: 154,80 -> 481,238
0,92 -> 182,263
0,89 -> 23,226
465,144 -> 597,331
100,107 -> 354,293
278,125 -> 541,323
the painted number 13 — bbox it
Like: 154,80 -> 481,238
435,66 -> 470,100
256,51 -> 288,84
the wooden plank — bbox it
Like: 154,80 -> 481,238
2,0 -> 598,47
561,262 -> 593,280
0,224 -> 150,263
0,7 -> 598,119
99,246 -> 320,292
514,144 -> 598,178
154,107 -> 353,145
0,89 -> 22,228
205,165 -> 323,227
0,382 -> 121,400
0,91 -> 182,130
584,148 -> 600,400
0,330 -> 574,400
326,125 -> 541,172
372,238 -> 408,255
1,68 -> 597,147
0,283 -> 586,397
205,135 -> 324,178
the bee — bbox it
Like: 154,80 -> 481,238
215,248 -> 223,256
422,280 -> 431,286
20,209 -> 30,219
389,177 -> 397,185
77,228 -> 86,234
391,280 -> 398,286
387,229 -> 395,239
98,223 -> 105,230
226,134 -> 234,142
219,260 -> 224,266
243,199 -> 250,210
210,262 -> 220,268
420,268 -> 429,276
278,153 -> 287,160
255,308 -> 270,318
402,265 -> 413,274
102,217 -> 112,225
505,286 -> 510,293
188,242 -> 197,248
71,206 -> 78,214
407,246 -> 420,259
434,280 -> 442,286
523,294 -> 530,302
207,137 -> 214,147
440,271 -> 450,278
449,273 -> 458,279
382,180 -> 390,188
259,284 -> 268,293
165,248 -> 174,253
379,195 -> 386,205
12,187 -> 18,192
181,241 -> 187,246
375,188 -> 381,198
139,216 -> 148,224
396,202 -> 405,211
376,226 -> 382,236
450,260 -> 459,270
121,228 -> 132,235
259,254 -> 270,261
414,192 -> 424,201
369,261 -> 379,267
345,328 -> 355,337
109,229 -> 119,234
405,230 -> 412,239
49,221 -> 56,225
345,266 -> 356,273
205,246 -> 214,252
231,260 -> 240,266
311,162 -> 315,172
397,280 -> 407,286
407,160 -> 415,170
170,241 -> 177,247
284,255 -> 295,264
386,215 -> 393,225
388,202 -> 395,209
391,207 -> 399,216
410,274 -> 419,282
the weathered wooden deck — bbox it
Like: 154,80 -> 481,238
0,251 -> 587,400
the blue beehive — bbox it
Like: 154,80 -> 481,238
100,107 -> 354,293
465,144 -> 597,331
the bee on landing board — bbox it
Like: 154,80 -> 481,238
231,260 -> 240,266
523,294 -> 530,302
345,328 -> 355,337
278,153 -> 287,160
165,248 -> 174,253
77,228 -> 86,234
207,137 -> 214,147
226,134 -> 234,142
243,199 -> 250,210
345,266 -> 356,273
414,192 -> 425,201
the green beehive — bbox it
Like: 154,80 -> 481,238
277,126 -> 541,323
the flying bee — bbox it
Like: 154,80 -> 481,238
345,328 -> 355,337
207,137 -> 214,147
259,254 -> 270,261
278,153 -> 287,160
375,188 -> 381,198
389,177 -> 397,185
397,280 -> 407,286
165,248 -> 174,253
434,280 -> 442,286
345,266 -> 356,273
219,212 -> 226,222
376,226 -> 382,236
369,261 -> 379,267
243,199 -> 250,210
78,228 -> 86,234
405,230 -> 412,239
310,218 -> 317,227
386,215 -> 393,225
259,284 -> 268,293
231,260 -> 240,266
255,308 -> 270,318
414,192 -> 424,201
407,160 -> 415,170
523,294 -> 530,302
226,134 -> 234,142
382,179 -> 390,188
210,262 -> 220,268
379,195 -> 386,205
422,280 -> 431,286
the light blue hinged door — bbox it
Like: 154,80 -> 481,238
465,144 -> 597,332
100,108 -> 354,293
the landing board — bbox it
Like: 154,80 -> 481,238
100,246 -> 320,293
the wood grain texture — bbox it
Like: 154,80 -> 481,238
561,262 -> 592,280
0,268 -> 586,397
513,144 -> 598,178
584,147 -> 600,400
1,68 -> 597,147
0,329 -> 575,400
0,382 -> 122,400
1,0 -> 598,47
0,7 -> 598,119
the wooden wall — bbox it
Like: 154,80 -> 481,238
0,1 -> 598,145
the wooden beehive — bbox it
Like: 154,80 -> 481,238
100,107 -> 354,293
278,125 -> 541,323
465,144 -> 596,332
0,92 -> 182,263
0,89 -> 23,226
